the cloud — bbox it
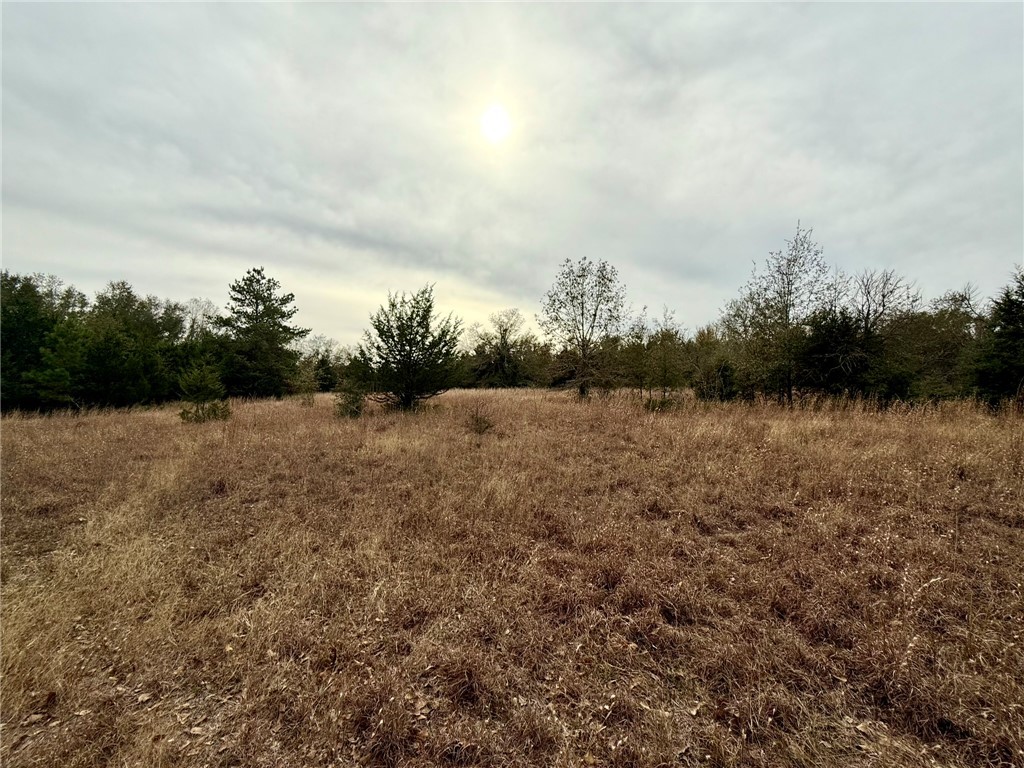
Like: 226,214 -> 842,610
3,3 -> 1021,341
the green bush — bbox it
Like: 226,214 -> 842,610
334,379 -> 366,418
179,365 -> 231,423
294,356 -> 318,407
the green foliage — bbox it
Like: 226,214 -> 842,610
334,384 -> 366,418
1,272 -> 88,411
355,285 -> 462,411
468,308 -> 543,388
314,352 -> 339,392
687,326 -> 739,401
649,307 -> 686,398
799,307 -> 871,395
619,309 -> 651,397
539,257 -> 626,398
293,356 -> 318,407
721,223 -> 834,403
975,270 -> 1024,405
79,281 -> 187,407
179,364 -> 231,423
215,267 -> 309,398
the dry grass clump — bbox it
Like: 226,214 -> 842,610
2,390 -> 1022,767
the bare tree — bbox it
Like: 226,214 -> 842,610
539,257 -> 626,399
851,269 -> 919,335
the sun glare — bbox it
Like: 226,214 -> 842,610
480,103 -> 511,144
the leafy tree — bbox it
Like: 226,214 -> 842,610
649,307 -> 685,399
872,288 -> 982,401
538,257 -> 627,399
468,308 -> 545,388
215,267 -> 309,398
976,271 -> 1024,405
619,309 -> 651,397
686,325 -> 739,401
355,285 -> 462,410
722,223 -> 833,402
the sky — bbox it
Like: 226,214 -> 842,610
3,3 -> 1022,346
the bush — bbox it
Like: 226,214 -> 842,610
293,356 -> 317,408
179,365 -> 231,423
355,285 -> 462,411
466,403 -> 495,435
334,379 -> 366,418
643,397 -> 679,413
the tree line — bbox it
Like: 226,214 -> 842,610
2,224 -> 1022,413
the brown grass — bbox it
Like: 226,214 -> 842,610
2,391 -> 1022,767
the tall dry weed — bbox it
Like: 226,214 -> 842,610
2,391 -> 1022,767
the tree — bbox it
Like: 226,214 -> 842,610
619,309 -> 651,397
355,285 -> 462,410
686,325 -> 739,401
296,334 -> 343,392
179,364 -> 231,423
468,308 -> 543,388
78,281 -> 186,407
649,307 -> 685,399
852,269 -> 919,337
215,267 -> 309,398
975,271 -> 1024,405
722,223 -> 832,403
1,272 -> 57,410
1,272 -> 87,411
800,306 -> 871,396
538,257 -> 627,399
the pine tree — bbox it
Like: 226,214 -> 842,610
215,267 -> 309,398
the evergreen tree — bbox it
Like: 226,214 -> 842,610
179,364 -> 231,422
355,285 -> 462,410
976,271 -> 1024,405
215,267 -> 309,398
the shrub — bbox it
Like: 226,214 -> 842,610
179,364 -> 231,423
334,379 -> 366,418
354,285 -> 462,411
466,403 -> 495,435
293,356 -> 317,407
643,397 -> 679,413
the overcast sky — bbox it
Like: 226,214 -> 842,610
3,3 -> 1021,344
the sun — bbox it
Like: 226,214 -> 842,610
480,103 -> 511,144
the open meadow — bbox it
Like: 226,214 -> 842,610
2,391 -> 1022,768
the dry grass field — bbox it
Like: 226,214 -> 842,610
2,390 -> 1022,767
